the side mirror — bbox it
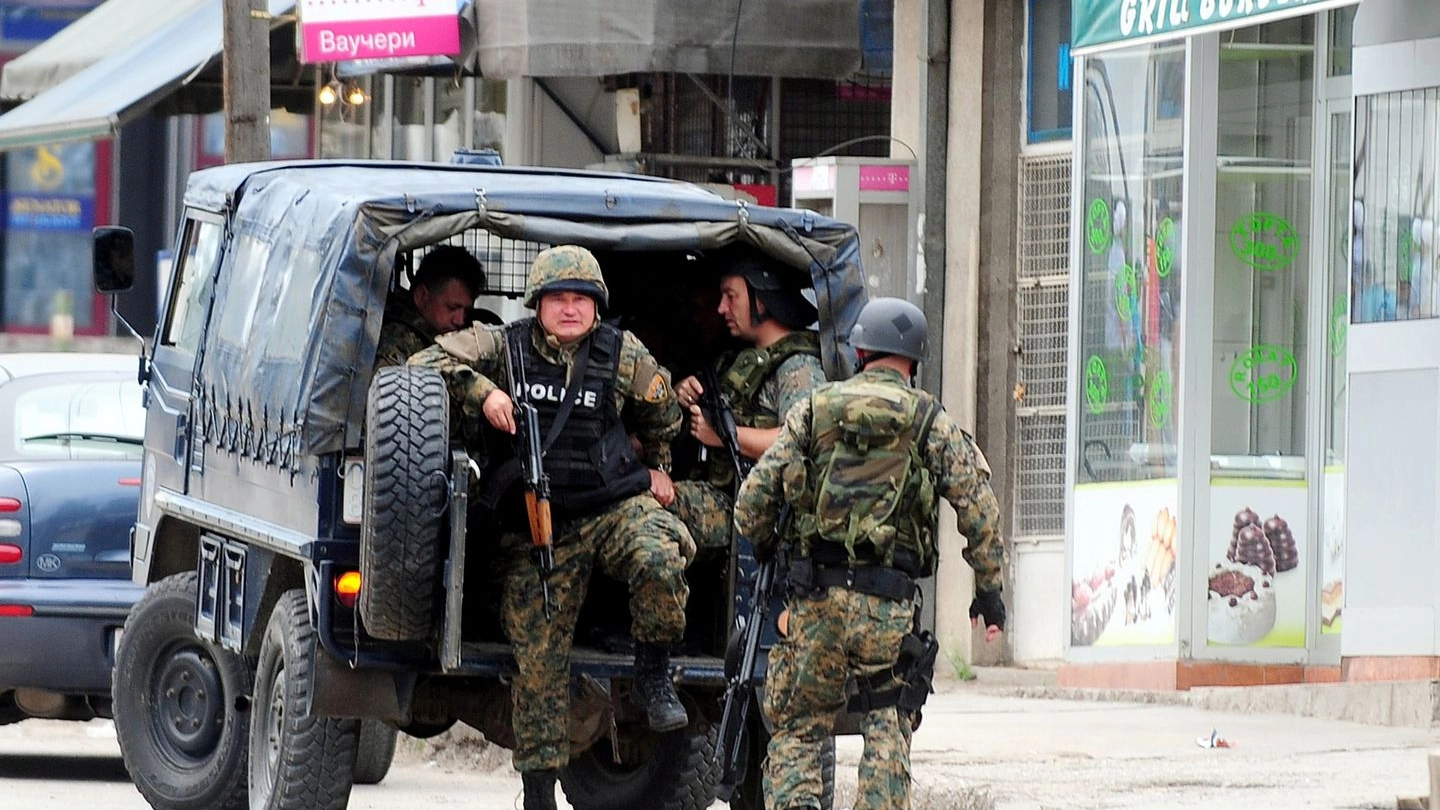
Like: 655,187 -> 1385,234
93,226 -> 136,293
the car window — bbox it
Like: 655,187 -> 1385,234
13,377 -> 145,459
163,217 -> 224,351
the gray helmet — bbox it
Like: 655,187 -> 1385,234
849,297 -> 928,362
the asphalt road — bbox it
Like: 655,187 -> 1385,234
2,678 -> 1436,810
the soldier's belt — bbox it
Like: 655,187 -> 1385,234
788,559 -> 916,602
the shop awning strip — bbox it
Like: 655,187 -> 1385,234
0,0 -> 295,151
1072,0 -> 1358,55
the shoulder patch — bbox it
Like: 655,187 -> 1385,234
644,373 -> 671,403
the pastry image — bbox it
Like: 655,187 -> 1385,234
1321,579 -> 1343,627
1227,507 -> 1276,575
1142,507 -> 1177,614
1071,564 -> 1117,646
1263,514 -> 1299,572
1207,560 -> 1277,644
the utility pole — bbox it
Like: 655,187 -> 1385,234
223,0 -> 272,163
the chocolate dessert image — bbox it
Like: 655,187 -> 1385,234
1263,514 -> 1299,572
1071,564 -> 1117,646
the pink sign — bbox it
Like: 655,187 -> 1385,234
299,0 -> 460,63
859,165 -> 910,192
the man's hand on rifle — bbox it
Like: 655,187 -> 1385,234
648,468 -> 676,507
674,375 -> 704,409
482,389 -> 517,434
687,404 -> 722,448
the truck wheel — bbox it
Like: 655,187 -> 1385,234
360,365 -> 450,641
560,723 -> 720,810
351,720 -> 399,785
113,572 -> 252,810
249,589 -> 359,810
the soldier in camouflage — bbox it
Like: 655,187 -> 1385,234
375,244 -> 485,369
734,297 -> 1008,810
409,244 -> 693,810
668,246 -> 826,555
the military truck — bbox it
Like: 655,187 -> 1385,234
96,159 -> 866,810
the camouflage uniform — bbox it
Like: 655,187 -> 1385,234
734,365 -> 1005,810
411,276 -> 693,772
669,345 -> 825,552
375,294 -> 438,369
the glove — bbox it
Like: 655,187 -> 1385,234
969,588 -> 1006,633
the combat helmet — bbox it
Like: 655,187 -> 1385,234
523,244 -> 610,308
849,297 -> 928,362
725,248 -> 817,329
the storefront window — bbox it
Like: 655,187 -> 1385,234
1070,42 -> 1184,651
2,143 -> 98,332
1206,18 -> 1315,650
1352,88 -> 1440,323
1076,43 -> 1184,485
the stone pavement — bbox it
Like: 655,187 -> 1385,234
827,666 -> 1440,810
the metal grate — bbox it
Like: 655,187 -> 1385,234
1014,412 -> 1066,537
1014,152 -> 1073,540
418,232 -> 550,298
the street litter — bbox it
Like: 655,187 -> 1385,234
1196,729 -> 1233,749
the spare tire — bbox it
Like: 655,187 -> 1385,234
360,365 -> 450,641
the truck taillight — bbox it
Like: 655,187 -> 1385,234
0,543 -> 20,563
334,570 -> 362,608
0,604 -> 33,616
0,497 -> 19,512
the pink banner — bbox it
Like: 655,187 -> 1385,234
301,16 -> 460,63
858,164 -> 910,192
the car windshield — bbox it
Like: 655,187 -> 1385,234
13,377 -> 145,460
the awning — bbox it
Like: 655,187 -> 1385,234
0,0 -> 296,150
473,0 -> 860,79
1072,0 -> 1358,55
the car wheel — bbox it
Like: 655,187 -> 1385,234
560,722 -> 719,810
359,365 -> 450,641
248,588 -> 359,810
729,717 -> 835,810
351,720 -> 399,785
113,572 -> 252,810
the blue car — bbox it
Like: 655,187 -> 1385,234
0,351 -> 145,724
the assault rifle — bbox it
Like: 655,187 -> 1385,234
703,363 -> 768,801
508,332 -> 555,619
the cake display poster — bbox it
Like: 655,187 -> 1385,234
1071,481 -> 1179,647
1206,479 -> 1308,648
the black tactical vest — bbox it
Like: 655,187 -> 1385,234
511,320 -> 651,515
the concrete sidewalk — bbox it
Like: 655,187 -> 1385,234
828,667 -> 1440,810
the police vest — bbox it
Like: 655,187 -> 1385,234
700,330 -> 822,488
782,375 -> 942,576
511,320 -> 651,515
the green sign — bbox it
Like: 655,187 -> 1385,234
1148,370 -> 1173,427
1330,296 -> 1347,356
1087,198 -> 1112,254
1229,344 -> 1298,404
1073,0 -> 1354,54
1229,212 -> 1298,272
1114,263 -> 1138,320
1085,355 -> 1109,414
1155,217 -> 1176,278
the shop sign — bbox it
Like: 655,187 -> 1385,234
298,0 -> 460,64
1072,0 -> 1356,53
1071,481 -> 1179,648
6,193 -> 92,231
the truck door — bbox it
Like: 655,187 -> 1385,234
135,212 -> 224,566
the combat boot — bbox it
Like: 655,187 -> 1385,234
632,642 -> 688,732
521,767 -> 558,810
